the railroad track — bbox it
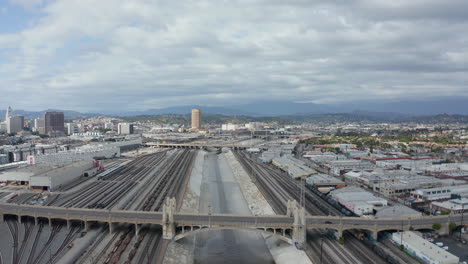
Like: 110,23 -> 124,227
234,151 -> 389,264
6,220 -> 19,264
15,221 -> 34,264
81,149 -> 196,264
26,223 -> 43,264
49,226 -> 80,264
31,224 -> 62,264
75,228 -> 109,264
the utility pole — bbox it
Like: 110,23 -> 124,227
400,220 -> 404,249
320,237 -> 324,264
460,203 -> 465,241
208,204 -> 212,227
300,177 -> 305,209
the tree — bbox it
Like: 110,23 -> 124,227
449,223 -> 457,233
432,222 -> 441,231
339,236 -> 345,244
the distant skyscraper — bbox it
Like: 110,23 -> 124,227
34,118 -> 45,134
44,112 -> 65,134
191,109 -> 201,129
7,115 -> 24,134
66,123 -> 78,135
5,106 -> 12,121
5,107 -> 24,134
118,123 -> 134,135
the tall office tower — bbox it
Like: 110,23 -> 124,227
117,123 -> 134,135
5,106 -> 12,121
7,115 -> 24,134
191,109 -> 201,129
4,107 -> 23,134
44,112 -> 65,134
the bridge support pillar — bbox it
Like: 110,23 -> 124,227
286,200 -> 297,217
109,222 -> 114,233
135,224 -> 140,236
67,220 -> 71,229
0,214 -> 3,223
336,229 -> 343,240
162,197 -> 176,240
290,200 -> 306,249
34,217 -> 38,225
48,218 -> 52,227
18,215 -> 22,224
84,221 -> 89,231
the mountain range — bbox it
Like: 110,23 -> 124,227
0,98 -> 466,120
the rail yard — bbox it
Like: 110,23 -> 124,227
0,148 -> 196,264
0,143 -> 461,264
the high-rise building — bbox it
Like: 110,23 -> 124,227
7,115 -> 24,134
191,109 -> 201,129
4,107 -> 24,134
34,118 -> 45,134
118,123 -> 134,135
44,112 -> 65,134
66,123 -> 79,135
5,106 -> 12,121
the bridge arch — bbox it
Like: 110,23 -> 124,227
173,226 -> 293,244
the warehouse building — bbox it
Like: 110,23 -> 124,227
0,160 -> 98,191
430,198 -> 468,214
330,186 -> 388,216
30,146 -> 120,164
272,156 -> 316,178
410,185 -> 468,202
391,231 -> 459,264
306,174 -> 345,188
375,205 -> 420,218
327,160 -> 376,176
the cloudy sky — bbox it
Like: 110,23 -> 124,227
0,0 -> 467,112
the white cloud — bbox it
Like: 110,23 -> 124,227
9,0 -> 44,9
0,0 -> 467,111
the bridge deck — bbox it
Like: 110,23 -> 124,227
0,203 -> 462,231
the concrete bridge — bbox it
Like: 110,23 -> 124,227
0,199 -> 464,248
144,142 -> 268,151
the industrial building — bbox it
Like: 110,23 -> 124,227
430,198 -> 468,214
375,205 -> 420,218
0,143 -> 61,163
0,154 -> 8,165
410,185 -> 468,202
261,151 -> 278,162
191,109 -> 201,129
306,174 -> 345,189
375,157 -> 439,170
330,186 -> 388,216
327,160 -> 376,176
31,145 -> 120,164
391,231 -> 459,264
0,160 -> 98,190
272,156 -> 316,178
